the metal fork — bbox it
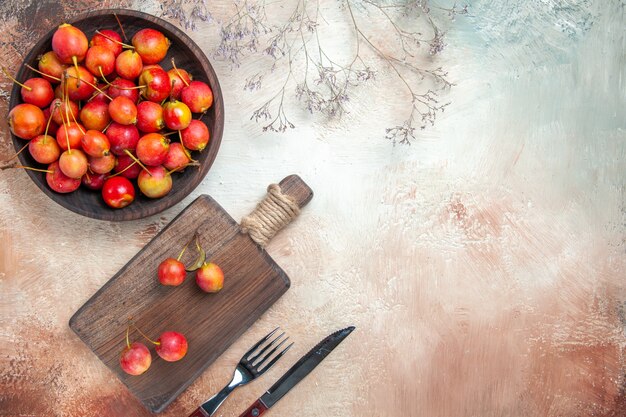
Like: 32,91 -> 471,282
189,328 -> 293,417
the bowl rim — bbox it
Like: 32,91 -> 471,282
9,8 -> 224,221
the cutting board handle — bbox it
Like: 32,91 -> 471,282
240,175 -> 313,247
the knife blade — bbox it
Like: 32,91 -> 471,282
238,326 -> 355,417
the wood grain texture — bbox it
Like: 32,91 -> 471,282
69,175 -> 313,413
8,9 -> 224,221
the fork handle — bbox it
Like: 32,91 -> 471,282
194,382 -> 238,416
187,408 -> 210,417
238,399 -> 269,417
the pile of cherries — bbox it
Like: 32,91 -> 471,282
7,22 -> 213,209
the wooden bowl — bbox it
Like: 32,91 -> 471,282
9,9 -> 224,221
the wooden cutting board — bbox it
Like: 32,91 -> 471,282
69,175 -> 313,413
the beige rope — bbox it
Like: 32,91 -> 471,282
241,184 -> 300,247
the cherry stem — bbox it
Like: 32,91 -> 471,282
95,30 -> 134,49
25,64 -> 62,82
72,56 -> 80,87
125,325 -> 131,349
62,74 -> 72,154
7,141 -> 29,161
177,232 -> 197,261
106,160 -> 136,178
1,66 -> 31,91
101,120 -> 113,133
67,100 -> 85,134
43,102 -> 60,142
66,74 -> 113,100
113,13 -> 128,42
171,58 -> 189,87
131,323 -> 160,346
14,165 -> 53,173
162,131 -> 178,137
178,130 -> 194,161
123,149 -> 152,176
98,66 -> 113,86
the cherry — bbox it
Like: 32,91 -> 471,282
8,103 -> 45,140
63,66 -> 96,101
108,96 -> 137,125
136,133 -> 169,166
164,142 -> 194,171
168,59 -> 191,100
162,100 -> 191,130
138,66 -> 171,103
181,81 -> 213,113
81,172 -> 107,190
155,331 -> 188,362
137,165 -> 172,198
28,107 -> 60,164
88,83 -> 112,103
106,122 -> 140,155
196,262 -> 224,293
52,24 -> 88,71
158,234 -> 198,286
158,258 -> 186,286
80,100 -> 111,131
108,77 -> 139,103
113,153 -> 141,179
180,120 -> 209,151
120,324 -> 152,376
120,342 -> 151,375
85,45 -> 116,77
91,30 -> 123,57
115,50 -> 143,80
82,130 -> 110,157
88,153 -> 116,174
49,98 -> 78,125
56,122 -> 85,151
102,176 -> 135,208
38,51 -> 67,84
46,161 -> 81,193
29,135 -> 60,164
136,101 -> 164,133
132,29 -> 170,65
59,149 -> 88,179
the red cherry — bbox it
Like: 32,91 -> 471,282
158,258 -> 187,286
120,342 -> 152,376
132,29 -> 170,65
20,78 -> 54,108
46,161 -> 81,193
52,24 -> 88,64
181,81 -> 213,113
8,103 -> 45,140
91,30 -> 123,56
155,331 -> 188,362
102,176 -> 135,209
180,120 -> 209,151
81,172 -> 107,190
196,262 -> 224,293
136,133 -> 169,166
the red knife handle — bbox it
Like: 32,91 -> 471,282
239,399 -> 269,417
187,407 -> 210,417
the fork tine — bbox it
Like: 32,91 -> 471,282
243,327 -> 279,360
257,341 -> 294,374
248,331 -> 286,364
253,336 -> 289,369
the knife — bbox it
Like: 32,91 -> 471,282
238,326 -> 355,417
